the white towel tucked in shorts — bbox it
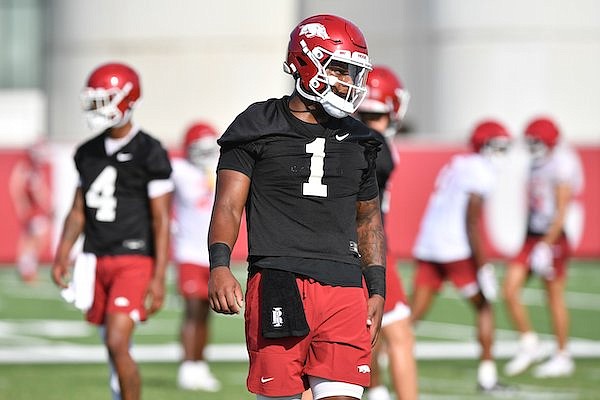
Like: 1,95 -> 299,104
60,253 -> 97,311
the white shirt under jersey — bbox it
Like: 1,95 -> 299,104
413,153 -> 496,263
527,144 -> 584,234
171,157 -> 216,266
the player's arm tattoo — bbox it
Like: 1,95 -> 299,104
356,197 -> 386,267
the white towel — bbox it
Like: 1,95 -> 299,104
60,253 -> 97,311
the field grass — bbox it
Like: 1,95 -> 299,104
2,359 -> 600,400
0,260 -> 599,399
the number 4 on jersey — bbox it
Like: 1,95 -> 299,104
85,166 -> 117,222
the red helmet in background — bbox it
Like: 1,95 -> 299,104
183,122 -> 219,168
470,119 -> 511,154
524,117 -> 560,148
80,62 -> 141,133
524,116 -> 560,161
283,14 -> 372,118
358,65 -> 410,122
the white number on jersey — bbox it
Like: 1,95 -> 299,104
303,138 -> 328,197
85,166 -> 117,222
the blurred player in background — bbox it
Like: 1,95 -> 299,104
356,65 -> 418,400
503,116 -> 584,378
170,122 -> 221,392
9,140 -> 52,283
51,62 -> 173,400
410,120 -> 512,393
208,14 -> 386,400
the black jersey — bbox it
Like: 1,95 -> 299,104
218,96 -> 380,279
372,129 -> 394,205
74,129 -> 172,257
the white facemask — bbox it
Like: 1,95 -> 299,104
526,140 -> 550,166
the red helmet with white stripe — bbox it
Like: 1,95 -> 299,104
80,62 -> 141,133
283,14 -> 372,118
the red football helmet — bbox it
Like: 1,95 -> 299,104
283,14 -> 372,118
80,62 -> 141,133
524,117 -> 560,147
358,65 -> 410,122
183,122 -> 219,168
470,119 -> 511,154
524,117 -> 560,161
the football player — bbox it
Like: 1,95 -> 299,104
171,122 -> 221,391
410,120 -> 512,393
207,14 -> 386,400
9,139 -> 52,284
51,62 -> 173,400
503,117 -> 584,378
356,66 -> 418,400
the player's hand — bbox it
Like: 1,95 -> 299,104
530,241 -> 555,279
208,267 -> 244,315
477,263 -> 498,301
51,261 -> 70,289
145,276 -> 165,315
366,294 -> 385,346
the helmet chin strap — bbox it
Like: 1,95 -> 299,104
320,91 -> 353,118
295,77 -> 354,119
321,101 -> 349,118
85,111 -> 120,134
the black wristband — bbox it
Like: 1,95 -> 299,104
209,242 -> 231,270
363,265 -> 386,298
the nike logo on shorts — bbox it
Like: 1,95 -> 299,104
260,377 -> 274,383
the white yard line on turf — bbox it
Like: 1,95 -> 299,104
3,340 -> 600,364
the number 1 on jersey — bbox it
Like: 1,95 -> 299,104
303,138 -> 328,197
85,166 -> 117,222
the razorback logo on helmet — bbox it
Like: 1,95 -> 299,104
299,23 -> 330,40
285,14 -> 372,118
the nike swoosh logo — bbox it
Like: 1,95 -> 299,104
260,377 -> 274,383
335,133 -> 350,141
116,153 -> 133,162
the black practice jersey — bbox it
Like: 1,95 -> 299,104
218,96 -> 380,283
74,129 -> 172,257
372,129 -> 394,206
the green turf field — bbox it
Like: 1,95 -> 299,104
0,260 -> 599,399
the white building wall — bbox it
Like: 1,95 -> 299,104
46,1 -> 600,145
47,0 -> 296,147
303,0 -> 600,143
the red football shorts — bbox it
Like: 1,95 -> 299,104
177,263 -> 210,299
511,234 -> 570,279
383,255 -> 410,325
245,271 -> 372,397
86,255 -> 154,325
414,258 -> 477,293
